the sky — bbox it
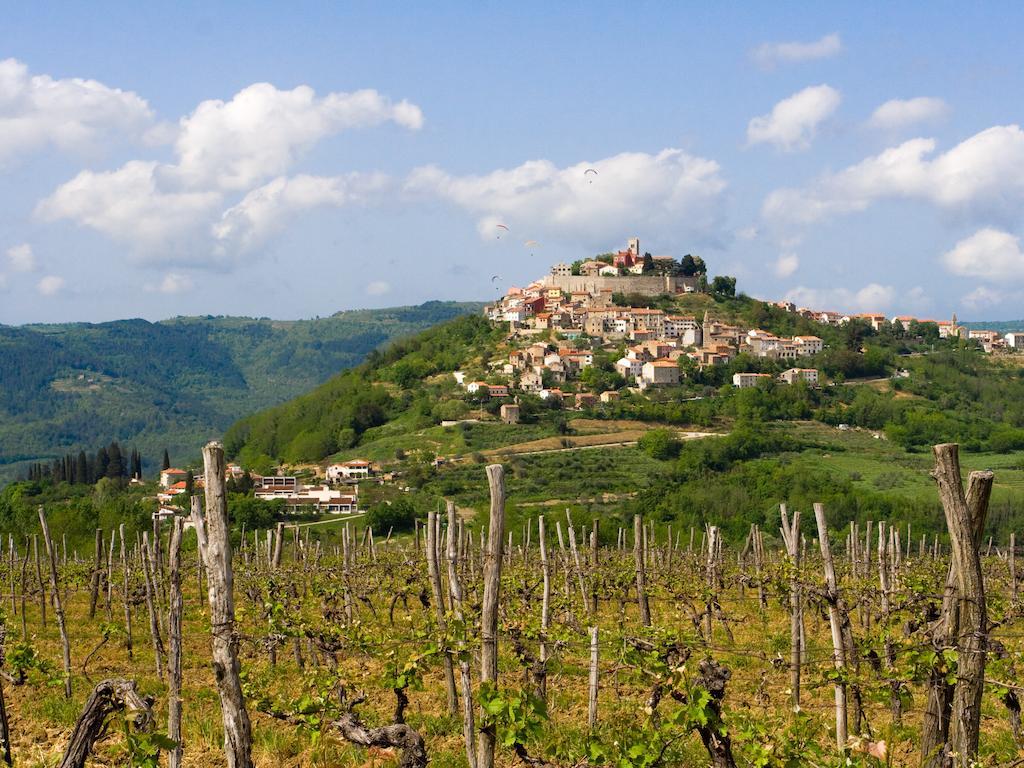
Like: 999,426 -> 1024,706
2,2 -> 1024,324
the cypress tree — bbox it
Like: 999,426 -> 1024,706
161,449 -> 171,471
107,442 -> 123,479
185,469 -> 194,497
77,451 -> 89,485
96,447 -> 110,479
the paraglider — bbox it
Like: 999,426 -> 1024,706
495,224 -> 509,239
584,168 -> 598,184
524,240 -> 540,248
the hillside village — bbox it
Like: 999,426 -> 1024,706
202,236 -> 1024,517
477,237 -> 1023,403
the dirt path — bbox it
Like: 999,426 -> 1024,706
484,430 -> 723,457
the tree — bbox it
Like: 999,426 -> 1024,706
642,253 -> 655,274
185,470 -> 195,497
367,497 -> 419,533
710,275 -> 736,298
106,442 -> 123,479
96,447 -> 110,480
161,449 -> 171,471
76,451 -> 89,485
638,429 -> 681,460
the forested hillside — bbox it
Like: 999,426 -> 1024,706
0,301 -> 481,482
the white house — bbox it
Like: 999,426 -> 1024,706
640,359 -> 680,388
1006,332 -> 1024,350
779,368 -> 819,386
732,372 -> 773,388
792,336 -> 824,355
326,460 -> 373,482
615,357 -> 642,380
159,468 -> 188,488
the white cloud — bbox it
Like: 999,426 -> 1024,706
36,275 -> 64,296
961,285 -> 1008,310
171,83 -> 422,191
36,161 -> 222,254
366,280 -> 391,296
6,243 -> 36,272
774,252 -> 799,277
752,33 -> 842,69
145,272 -> 194,294
405,148 -> 727,247
784,282 -> 896,313
763,125 -> 1024,225
942,228 -> 1024,281
36,80 -> 421,262
0,58 -> 152,163
213,172 -> 389,254
867,97 -> 948,131
747,85 -> 841,152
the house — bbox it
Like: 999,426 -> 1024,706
640,359 -> 680,388
500,404 -> 520,424
575,393 -> 597,408
159,468 -> 188,488
600,390 -> 620,403
1006,332 -> 1024,350
858,314 -> 888,332
255,476 -> 298,494
615,357 -> 642,380
551,263 -> 571,277
579,260 -> 606,276
779,368 -> 819,386
519,370 -> 543,392
466,381 -> 489,394
664,315 -> 702,346
598,264 -> 619,276
539,388 -> 564,401
488,384 -> 510,398
326,460 -> 374,483
733,372 -> 773,388
792,336 -> 824,355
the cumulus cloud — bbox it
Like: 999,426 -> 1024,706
867,97 -> 948,131
747,85 -> 841,151
365,280 -> 391,296
36,275 -> 64,296
961,285 -> 1009,310
774,252 -> 799,277
144,272 -> 194,294
170,83 -> 421,191
752,33 -> 842,69
763,125 -> 1024,225
37,81 -> 422,261
6,243 -> 36,272
213,172 -> 389,254
784,282 -> 896,313
0,58 -> 152,163
942,228 -> 1024,281
36,161 -> 221,253
405,148 -> 727,247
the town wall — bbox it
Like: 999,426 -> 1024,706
541,273 -> 699,297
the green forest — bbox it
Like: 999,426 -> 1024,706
0,301 -> 481,483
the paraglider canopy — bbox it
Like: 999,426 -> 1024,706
584,168 -> 598,184
495,224 -> 509,239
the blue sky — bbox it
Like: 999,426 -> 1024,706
2,2 -> 1024,323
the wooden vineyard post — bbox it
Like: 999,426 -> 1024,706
1007,532 -> 1015,606
426,510 -> 459,716
779,505 -> 801,708
202,442 -> 254,768
813,504 -> 847,750
446,500 -> 477,768
119,524 -> 133,657
141,532 -> 166,680
476,465 -> 506,768
167,516 -> 184,768
538,515 -> 551,702
932,444 -> 988,768
588,626 -> 599,731
32,535 -> 45,628
0,624 -> 11,766
38,507 -> 72,699
634,515 -> 651,627
88,529 -> 102,618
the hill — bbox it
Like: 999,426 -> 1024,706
225,292 -> 1024,540
0,301 -> 482,482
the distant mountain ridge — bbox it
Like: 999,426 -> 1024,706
0,301 -> 483,482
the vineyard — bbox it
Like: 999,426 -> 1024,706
0,442 -> 1019,767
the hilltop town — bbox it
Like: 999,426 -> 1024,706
479,237 -> 1022,406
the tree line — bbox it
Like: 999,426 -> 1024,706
24,441 -> 146,485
